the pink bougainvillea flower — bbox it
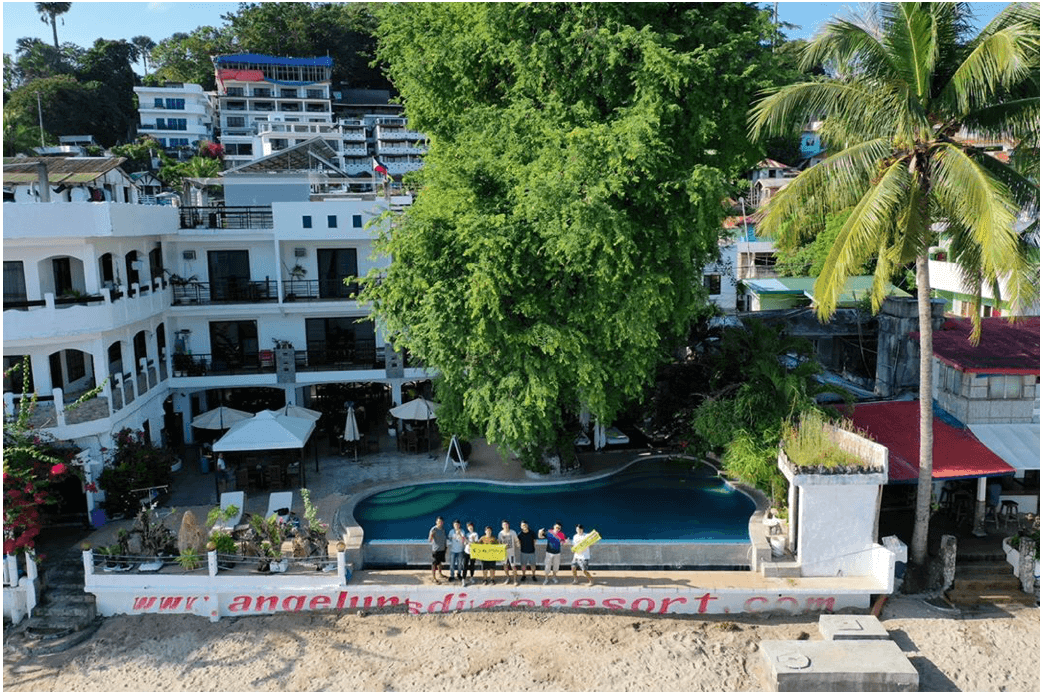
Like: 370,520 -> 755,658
50,463 -> 68,477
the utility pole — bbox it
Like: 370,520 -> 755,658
36,91 -> 45,148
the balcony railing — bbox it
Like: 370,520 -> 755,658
171,279 -> 278,305
282,279 -> 360,302
179,206 -> 273,229
171,341 -> 383,377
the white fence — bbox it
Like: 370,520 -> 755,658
3,552 -> 40,624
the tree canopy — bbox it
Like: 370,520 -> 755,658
365,3 -> 782,459
750,2 -> 1039,567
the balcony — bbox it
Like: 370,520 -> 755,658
171,341 -> 382,377
3,282 -> 168,342
179,206 -> 273,229
171,279 -> 278,306
282,279 -> 360,302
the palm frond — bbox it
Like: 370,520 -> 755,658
940,24 -> 1038,115
814,158 -> 911,320
756,138 -> 893,243
931,142 -> 1035,315
748,81 -> 896,143
883,2 -> 941,100
959,97 -> 1040,145
799,16 -> 892,78
967,147 -> 1040,215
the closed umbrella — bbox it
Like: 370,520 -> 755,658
191,406 -> 253,430
389,397 -> 439,421
343,406 -> 361,459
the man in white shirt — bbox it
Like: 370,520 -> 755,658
571,524 -> 594,585
498,519 -> 520,585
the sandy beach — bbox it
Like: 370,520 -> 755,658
3,594 -> 1038,692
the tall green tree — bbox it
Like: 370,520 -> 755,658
76,39 -> 138,145
750,2 -> 1039,567
131,35 -> 156,76
36,2 -> 71,50
366,3 -> 779,459
150,27 -> 234,90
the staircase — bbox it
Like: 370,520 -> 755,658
14,544 -> 100,655
945,546 -> 1034,608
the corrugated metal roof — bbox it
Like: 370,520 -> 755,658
915,316 -> 1040,375
744,276 -> 910,303
968,423 -> 1040,473
3,156 -> 128,185
851,401 -> 1016,482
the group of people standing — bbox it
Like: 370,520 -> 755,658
427,517 -> 595,587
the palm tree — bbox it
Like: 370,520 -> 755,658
749,2 -> 1039,568
131,36 -> 156,76
36,2 -> 72,50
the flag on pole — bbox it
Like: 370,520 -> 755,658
372,157 -> 389,176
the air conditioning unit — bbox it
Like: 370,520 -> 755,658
182,250 -> 197,260
294,247 -> 306,258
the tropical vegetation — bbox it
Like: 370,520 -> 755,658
749,2 -> 1039,566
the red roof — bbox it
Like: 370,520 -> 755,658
850,401 -> 1016,482
218,69 -> 266,83
914,316 -> 1039,375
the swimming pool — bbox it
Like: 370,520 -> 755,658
353,459 -> 756,543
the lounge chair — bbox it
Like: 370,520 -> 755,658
213,491 -> 245,532
266,490 -> 294,520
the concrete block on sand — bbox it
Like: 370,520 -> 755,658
818,614 -> 890,641
760,640 -> 918,692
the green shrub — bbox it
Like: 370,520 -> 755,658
98,428 -> 175,518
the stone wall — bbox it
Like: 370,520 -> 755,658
874,297 -> 946,397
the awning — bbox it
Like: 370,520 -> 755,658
850,401 -> 1016,483
968,423 -> 1040,475
213,410 -> 315,452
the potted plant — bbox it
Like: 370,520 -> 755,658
289,264 -> 307,280
177,547 -> 202,571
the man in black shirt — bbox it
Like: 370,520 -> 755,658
516,520 -> 538,583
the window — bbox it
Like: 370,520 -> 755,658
280,88 -> 298,98
302,216 -> 312,229
327,215 -> 337,228
306,88 -> 324,99
52,257 -> 73,296
153,97 -> 164,108
987,374 -> 1023,400
4,261 -> 27,305
253,88 -> 272,98
703,274 -> 722,296
226,116 -> 245,128
165,98 -> 185,110
3,355 -> 32,394
941,364 -> 962,394
156,118 -> 166,129
66,350 -> 86,382
226,87 -> 244,97
317,248 -> 358,298
352,215 -> 363,229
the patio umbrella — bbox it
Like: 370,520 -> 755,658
342,406 -> 361,460
191,406 -> 253,430
389,397 -> 439,421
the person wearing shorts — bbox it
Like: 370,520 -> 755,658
516,520 -> 538,582
463,521 -> 479,583
478,526 -> 498,584
571,523 -> 594,585
498,519 -> 520,585
539,521 -> 566,584
428,516 -> 448,583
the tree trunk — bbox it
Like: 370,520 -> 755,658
50,18 -> 59,50
910,253 -> 935,566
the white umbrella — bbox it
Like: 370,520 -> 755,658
191,406 -> 253,430
343,407 -> 361,442
390,397 -> 439,421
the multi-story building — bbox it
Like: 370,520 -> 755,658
213,54 -> 335,169
134,83 -> 216,157
3,151 -> 429,517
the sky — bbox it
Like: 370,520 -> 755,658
2,1 -> 1014,64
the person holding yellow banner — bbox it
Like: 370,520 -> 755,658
571,524 -> 595,585
476,525 -> 501,584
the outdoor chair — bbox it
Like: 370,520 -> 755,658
266,490 -> 294,520
265,463 -> 286,489
403,430 -> 420,454
213,491 -> 245,532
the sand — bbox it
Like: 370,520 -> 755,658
3,595 -> 1038,692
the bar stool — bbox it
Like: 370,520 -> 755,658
999,500 -> 1019,529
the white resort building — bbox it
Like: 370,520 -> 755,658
133,82 -> 216,157
3,151 -> 430,513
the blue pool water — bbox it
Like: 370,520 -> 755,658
353,460 -> 755,542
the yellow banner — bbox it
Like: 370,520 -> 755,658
571,530 -> 601,554
469,544 -> 507,562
